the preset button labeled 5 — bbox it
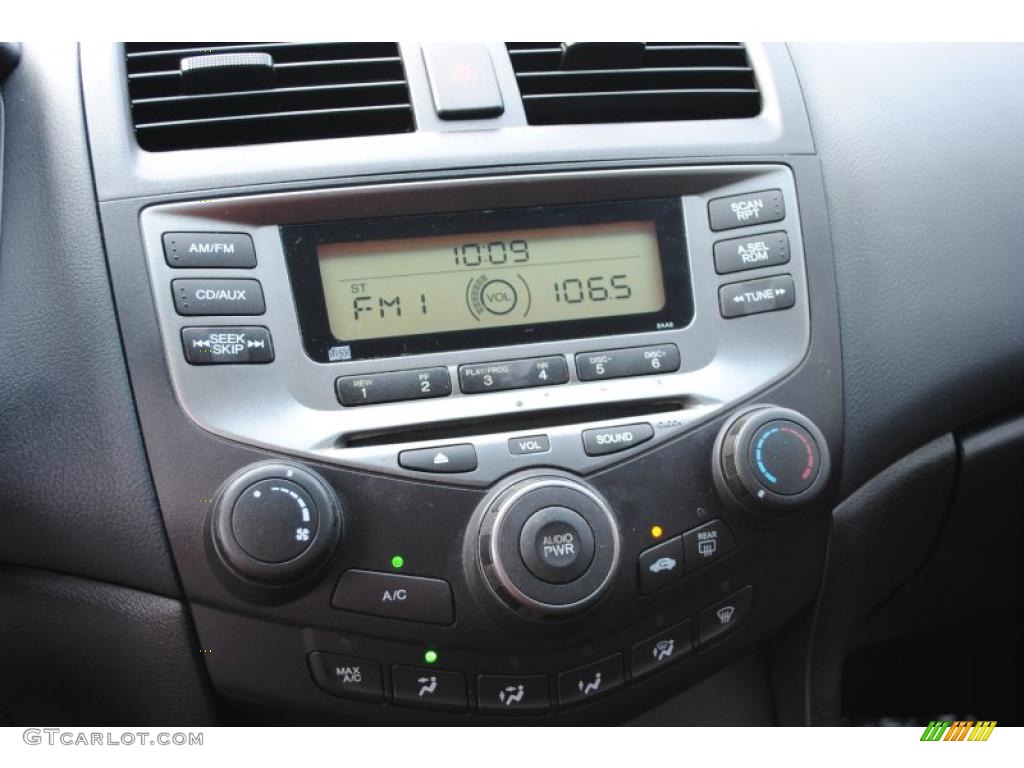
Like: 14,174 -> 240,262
331,570 -> 454,625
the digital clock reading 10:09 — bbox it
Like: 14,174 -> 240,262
316,220 -> 667,343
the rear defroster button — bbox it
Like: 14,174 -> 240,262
582,423 -> 655,456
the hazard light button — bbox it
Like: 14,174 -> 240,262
422,43 -> 504,119
398,443 -> 478,474
181,326 -> 273,365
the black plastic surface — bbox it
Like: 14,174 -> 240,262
0,565 -> 214,725
790,43 -> 1024,495
0,43 -> 179,596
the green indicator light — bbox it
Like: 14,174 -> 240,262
424,649 -> 439,665
391,555 -> 405,569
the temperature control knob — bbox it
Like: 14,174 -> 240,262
713,406 -> 830,514
211,462 -> 342,585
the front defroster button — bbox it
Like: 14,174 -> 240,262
331,570 -> 454,625
582,423 -> 654,456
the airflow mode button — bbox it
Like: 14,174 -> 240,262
163,232 -> 256,268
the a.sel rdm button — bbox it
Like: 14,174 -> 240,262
163,232 -> 256,268
331,569 -> 454,625
336,367 -> 451,406
181,327 -> 274,365
714,231 -> 790,275
582,423 -> 655,456
576,344 -> 680,381
459,356 -> 568,394
172,278 -> 265,316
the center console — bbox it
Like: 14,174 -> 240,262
87,43 -> 843,724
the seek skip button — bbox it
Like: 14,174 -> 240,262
331,570 -> 454,625
582,423 -> 654,457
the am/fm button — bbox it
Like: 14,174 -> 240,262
582,423 -> 654,456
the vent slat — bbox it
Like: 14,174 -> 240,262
125,42 -> 414,151
507,42 -> 761,124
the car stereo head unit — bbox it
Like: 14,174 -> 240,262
281,199 -> 691,362
137,165 -> 810,485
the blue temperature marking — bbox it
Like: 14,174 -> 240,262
754,427 -> 779,483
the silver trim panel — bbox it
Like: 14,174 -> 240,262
139,165 -> 810,486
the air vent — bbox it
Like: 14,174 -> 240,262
506,42 -> 761,125
125,43 -> 415,151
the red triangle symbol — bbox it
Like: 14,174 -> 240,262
450,61 -> 479,82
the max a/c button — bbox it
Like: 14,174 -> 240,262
331,570 -> 454,625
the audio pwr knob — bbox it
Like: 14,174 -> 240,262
713,406 -> 831,514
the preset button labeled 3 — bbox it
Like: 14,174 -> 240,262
331,570 -> 454,625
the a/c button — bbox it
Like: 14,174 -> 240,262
331,569 -> 454,625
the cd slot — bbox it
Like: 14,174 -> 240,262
341,398 -> 692,448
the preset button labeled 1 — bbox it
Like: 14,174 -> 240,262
336,367 -> 451,406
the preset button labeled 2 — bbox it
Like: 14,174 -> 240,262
331,570 -> 454,625
336,367 -> 452,406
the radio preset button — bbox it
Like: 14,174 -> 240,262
714,231 -> 791,275
398,443 -> 478,474
508,434 -> 551,455
459,356 -> 569,394
181,326 -> 273,365
708,189 -> 786,231
172,278 -> 265,316
163,232 -> 256,268
575,344 -> 680,382
336,367 -> 452,406
582,423 -> 655,457
331,570 -> 455,625
719,275 -> 796,318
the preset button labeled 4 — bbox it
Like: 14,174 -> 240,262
331,570 -> 454,625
